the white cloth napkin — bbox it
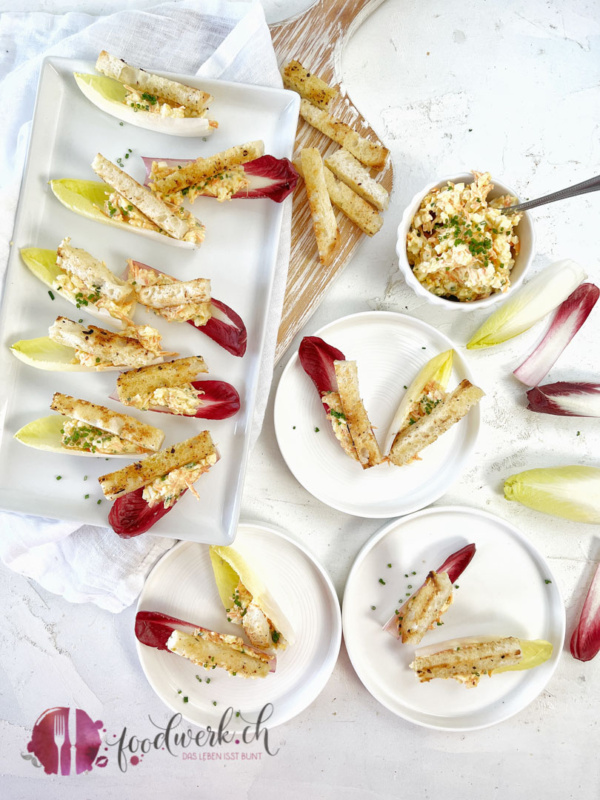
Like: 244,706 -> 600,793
0,0 -> 290,613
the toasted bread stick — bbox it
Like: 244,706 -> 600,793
388,379 -> 484,467
334,360 -> 382,469
300,148 -> 340,266
300,100 -> 389,170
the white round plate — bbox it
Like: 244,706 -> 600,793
274,311 -> 480,518
136,522 -> 341,730
342,506 -> 565,731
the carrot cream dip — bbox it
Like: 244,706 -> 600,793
407,172 -> 522,302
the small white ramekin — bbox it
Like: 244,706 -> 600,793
396,172 -> 535,311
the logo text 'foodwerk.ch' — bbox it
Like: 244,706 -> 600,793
25,704 -> 278,774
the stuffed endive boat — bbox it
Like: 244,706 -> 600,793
15,393 -> 164,457
113,357 -> 240,420
11,317 -> 173,372
75,51 -> 217,137
384,543 -> 476,644
51,154 -> 205,248
385,350 -> 484,466
135,612 -> 275,679
126,260 -> 247,357
209,545 -> 294,652
21,239 -> 136,326
410,636 -> 553,688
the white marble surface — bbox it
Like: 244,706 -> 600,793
2,1 -> 600,798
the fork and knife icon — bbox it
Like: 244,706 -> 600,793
52,709 -> 77,776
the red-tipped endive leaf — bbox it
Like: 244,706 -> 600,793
383,543 -> 476,639
135,611 -> 207,651
128,261 -> 247,356
109,487 -> 183,538
437,542 -> 477,583
197,299 -> 247,357
526,382 -> 600,417
142,155 -> 298,203
298,336 -> 346,396
134,610 -> 277,670
111,380 -> 240,419
513,283 -> 599,386
570,562 -> 600,662
238,156 -> 299,201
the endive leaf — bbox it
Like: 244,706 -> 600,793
11,337 -> 81,370
527,382 -> 600,417
437,542 -> 476,584
51,178 -> 111,223
74,73 -> 215,138
209,547 -> 241,610
50,179 -> 198,249
492,639 -> 553,674
10,337 -> 122,372
110,486 -> 181,538
15,415 -> 68,451
570,562 -> 600,662
20,247 -> 61,285
513,283 -> 599,386
14,415 -> 142,458
299,335 -> 345,396
467,260 -> 586,349
504,465 -> 600,523
383,349 -> 453,453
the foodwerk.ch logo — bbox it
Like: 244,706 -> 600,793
24,704 -> 278,775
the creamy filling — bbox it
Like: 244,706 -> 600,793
150,163 -> 250,205
61,418 -> 141,454
224,580 -> 282,649
322,391 -> 358,461
128,385 -> 204,415
52,271 -> 134,322
402,380 -> 447,429
142,455 -> 217,509
124,85 -> 205,118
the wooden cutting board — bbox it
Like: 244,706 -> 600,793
271,0 -> 393,363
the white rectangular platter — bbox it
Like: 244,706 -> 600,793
0,56 -> 299,543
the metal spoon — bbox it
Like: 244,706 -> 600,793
502,174 -> 600,214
